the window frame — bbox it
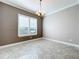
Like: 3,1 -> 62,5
18,14 -> 37,37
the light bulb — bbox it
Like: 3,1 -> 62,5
36,10 -> 45,16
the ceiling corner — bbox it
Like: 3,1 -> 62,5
45,2 -> 79,17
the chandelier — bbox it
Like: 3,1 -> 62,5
36,0 -> 45,16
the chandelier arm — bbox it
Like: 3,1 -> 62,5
36,0 -> 45,16
40,0 -> 42,11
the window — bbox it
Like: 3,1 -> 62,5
18,14 -> 37,37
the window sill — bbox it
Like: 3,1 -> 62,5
18,33 -> 37,37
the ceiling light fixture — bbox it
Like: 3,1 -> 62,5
36,0 -> 45,16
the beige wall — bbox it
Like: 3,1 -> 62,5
0,2 -> 42,46
43,4 -> 79,44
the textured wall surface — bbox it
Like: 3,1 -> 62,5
43,4 -> 79,44
0,2 -> 43,46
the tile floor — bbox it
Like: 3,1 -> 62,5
0,39 -> 79,59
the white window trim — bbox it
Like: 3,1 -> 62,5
18,14 -> 37,37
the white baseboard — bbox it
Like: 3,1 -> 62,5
0,38 -> 42,49
43,38 -> 79,48
1,37 -> 79,49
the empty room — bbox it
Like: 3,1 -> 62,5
0,0 -> 79,59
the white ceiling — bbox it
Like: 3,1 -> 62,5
0,0 -> 79,16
